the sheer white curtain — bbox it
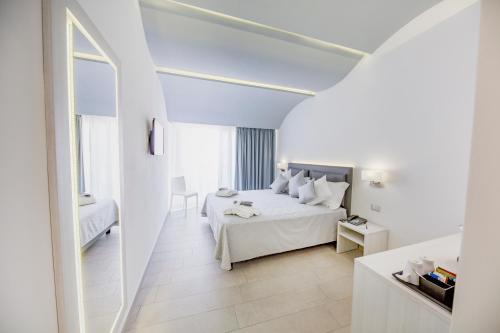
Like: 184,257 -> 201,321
80,115 -> 120,204
168,122 -> 235,211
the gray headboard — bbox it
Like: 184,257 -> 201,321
288,163 -> 353,215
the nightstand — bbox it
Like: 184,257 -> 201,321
336,220 -> 388,256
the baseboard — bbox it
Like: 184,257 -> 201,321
116,212 -> 169,332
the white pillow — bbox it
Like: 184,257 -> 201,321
323,181 -> 350,209
283,169 -> 292,193
270,169 -> 291,188
79,193 -> 96,206
298,181 -> 316,204
270,174 -> 289,193
288,170 -> 306,198
307,176 -> 331,205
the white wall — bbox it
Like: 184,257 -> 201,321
45,0 -> 170,330
278,1 -> 480,248
451,1 -> 500,331
0,1 -> 58,332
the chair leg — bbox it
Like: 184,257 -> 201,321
184,197 -> 187,217
196,194 -> 198,211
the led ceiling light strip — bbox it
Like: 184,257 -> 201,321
74,51 -> 108,63
156,66 -> 316,96
73,52 -> 316,96
141,0 -> 369,58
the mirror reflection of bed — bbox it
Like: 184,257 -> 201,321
72,24 -> 122,333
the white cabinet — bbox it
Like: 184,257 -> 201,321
351,234 -> 461,333
336,221 -> 388,256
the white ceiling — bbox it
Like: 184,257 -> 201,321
167,0 -> 441,53
139,1 -> 441,128
73,29 -> 116,117
142,7 -> 360,91
74,59 -> 116,117
74,28 -> 99,54
160,75 -> 308,128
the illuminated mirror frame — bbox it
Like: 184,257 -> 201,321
66,10 -> 125,333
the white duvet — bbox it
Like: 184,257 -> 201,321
79,198 -> 118,247
203,189 -> 346,270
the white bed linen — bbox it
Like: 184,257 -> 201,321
204,189 -> 346,270
79,198 -> 118,247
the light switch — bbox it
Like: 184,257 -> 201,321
371,204 -> 381,212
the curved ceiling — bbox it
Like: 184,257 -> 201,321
139,1 -> 442,128
160,75 -> 308,128
167,0 -> 441,53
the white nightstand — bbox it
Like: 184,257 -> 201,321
336,221 -> 388,256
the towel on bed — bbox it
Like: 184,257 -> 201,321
223,204 -> 261,218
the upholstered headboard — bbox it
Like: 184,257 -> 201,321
288,163 -> 353,215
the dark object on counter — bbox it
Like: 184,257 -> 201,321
392,271 -> 454,312
419,273 -> 455,307
340,215 -> 367,226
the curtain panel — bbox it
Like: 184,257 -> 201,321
167,122 -> 236,211
80,115 -> 120,203
235,127 -> 275,190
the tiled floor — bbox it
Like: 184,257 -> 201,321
124,209 -> 360,333
82,226 -> 122,333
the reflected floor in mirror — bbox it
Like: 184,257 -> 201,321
82,226 -> 122,333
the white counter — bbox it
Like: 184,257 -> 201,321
351,234 -> 461,333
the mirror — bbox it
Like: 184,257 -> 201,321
68,15 -> 123,333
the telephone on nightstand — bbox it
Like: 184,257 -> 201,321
341,215 -> 367,226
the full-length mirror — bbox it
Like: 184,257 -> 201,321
68,15 -> 123,333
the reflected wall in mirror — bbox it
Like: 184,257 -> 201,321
68,13 -> 123,333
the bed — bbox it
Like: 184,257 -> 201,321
203,163 -> 353,270
79,198 -> 119,251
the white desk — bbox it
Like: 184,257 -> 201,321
351,234 -> 461,333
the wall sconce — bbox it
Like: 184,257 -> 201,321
277,162 -> 287,171
361,170 -> 386,186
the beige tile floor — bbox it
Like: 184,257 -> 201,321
124,209 -> 360,333
82,226 -> 122,333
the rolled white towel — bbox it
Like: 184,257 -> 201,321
216,189 -> 238,197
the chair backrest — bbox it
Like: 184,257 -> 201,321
171,176 -> 186,194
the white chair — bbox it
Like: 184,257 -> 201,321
169,176 -> 198,215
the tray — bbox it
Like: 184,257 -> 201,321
392,271 -> 453,312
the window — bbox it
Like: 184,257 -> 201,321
168,122 -> 235,210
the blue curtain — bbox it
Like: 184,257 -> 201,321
235,127 -> 275,190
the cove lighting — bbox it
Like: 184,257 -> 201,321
73,51 -> 317,96
141,0 -> 369,58
73,51 -> 108,63
156,66 -> 316,96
